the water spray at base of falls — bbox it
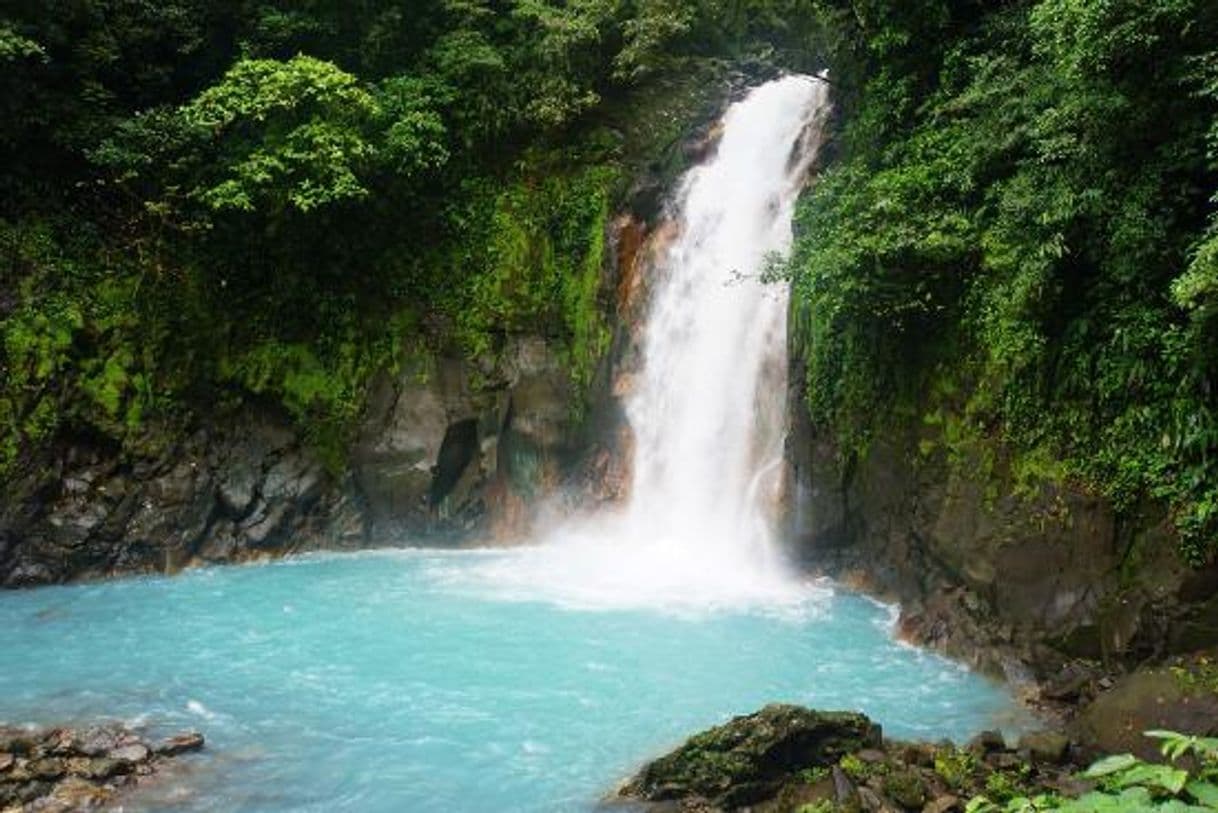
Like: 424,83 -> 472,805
452,75 -> 832,615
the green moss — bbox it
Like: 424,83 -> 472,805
444,147 -> 619,409
0,220 -> 162,476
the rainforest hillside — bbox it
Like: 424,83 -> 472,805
0,0 -> 828,476
787,0 -> 1218,564
3,0 -> 1218,566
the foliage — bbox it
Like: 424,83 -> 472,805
0,220 -> 160,474
791,0 -> 1218,561
180,56 -> 379,214
966,730 -> 1218,812
2,0 -> 830,472
840,752 -> 873,781
797,765 -> 831,784
935,747 -> 981,791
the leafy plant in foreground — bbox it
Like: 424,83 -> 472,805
966,730 -> 1218,812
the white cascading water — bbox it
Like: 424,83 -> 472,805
450,75 -> 832,613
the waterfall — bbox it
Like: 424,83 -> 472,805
626,74 -> 828,570
452,75 -> 832,613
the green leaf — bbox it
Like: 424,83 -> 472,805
1185,779 -> 1218,808
1113,763 -> 1190,795
1083,754 -> 1139,778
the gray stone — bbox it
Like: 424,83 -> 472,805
858,785 -> 901,813
217,459 -> 259,517
28,758 -> 65,780
833,764 -> 860,809
65,756 -> 121,780
75,729 -> 119,758
107,744 -> 149,764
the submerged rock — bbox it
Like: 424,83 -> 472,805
620,704 -> 880,808
155,732 -> 204,756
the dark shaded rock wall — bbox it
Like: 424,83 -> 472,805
351,336 -> 591,544
0,408 -> 366,587
0,336 -> 598,587
785,381 -> 1218,682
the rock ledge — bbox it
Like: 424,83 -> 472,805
0,722 -> 204,812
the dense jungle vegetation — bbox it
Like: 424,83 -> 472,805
2,1 -> 1217,562
0,0 -> 827,471
787,0 -> 1218,563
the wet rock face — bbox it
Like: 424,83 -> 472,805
784,388 -> 1218,680
0,408 -> 367,587
0,334 -> 594,585
0,722 -> 203,811
350,337 -> 582,543
621,704 -> 881,808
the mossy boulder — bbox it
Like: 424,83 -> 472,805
620,705 -> 881,808
1071,662 -> 1218,761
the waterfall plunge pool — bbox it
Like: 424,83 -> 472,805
0,548 -> 1025,812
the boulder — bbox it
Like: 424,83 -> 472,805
28,757 -> 66,780
1071,665 -> 1218,761
620,705 -> 881,808
833,764 -> 861,809
64,756 -> 120,780
1016,731 -> 1070,764
966,730 -> 1005,754
0,722 -> 201,811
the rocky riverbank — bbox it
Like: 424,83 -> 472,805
0,723 -> 203,812
618,651 -> 1218,812
784,394 -> 1218,690
615,701 -> 1178,812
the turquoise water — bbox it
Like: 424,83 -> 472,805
0,549 -> 1022,811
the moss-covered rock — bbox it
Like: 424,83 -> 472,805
1071,659 -> 1218,761
620,705 -> 881,808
